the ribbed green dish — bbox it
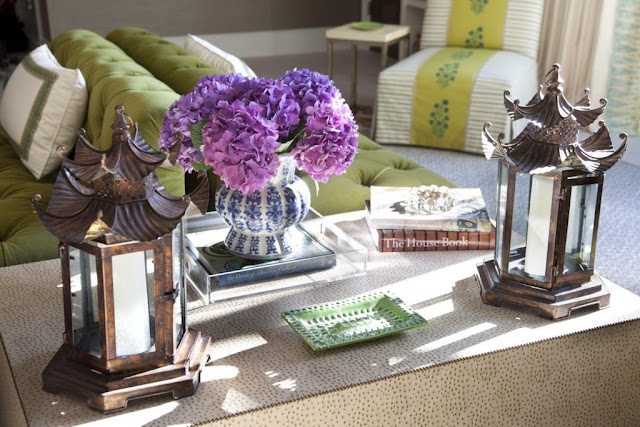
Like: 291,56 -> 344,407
282,293 -> 427,351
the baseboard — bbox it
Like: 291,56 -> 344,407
164,27 -> 348,59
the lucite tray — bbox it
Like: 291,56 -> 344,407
282,293 -> 427,351
184,209 -> 367,304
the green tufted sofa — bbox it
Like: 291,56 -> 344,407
0,28 -> 451,267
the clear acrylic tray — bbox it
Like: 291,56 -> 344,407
183,209 -> 368,304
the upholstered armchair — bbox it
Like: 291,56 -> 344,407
375,0 -> 544,154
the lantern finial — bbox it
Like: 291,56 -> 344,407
32,105 -> 209,243
484,64 -> 625,174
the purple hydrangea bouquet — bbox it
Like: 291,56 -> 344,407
159,69 -> 358,259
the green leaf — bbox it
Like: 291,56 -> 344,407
190,161 -> 210,172
276,120 -> 306,154
276,139 -> 294,153
188,119 -> 209,151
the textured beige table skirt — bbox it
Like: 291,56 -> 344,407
203,319 -> 640,426
2,213 -> 640,426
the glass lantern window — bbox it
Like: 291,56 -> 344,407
505,171 -> 531,276
506,172 -> 554,280
563,183 -> 599,274
173,225 -> 186,345
112,250 -> 156,357
494,162 -> 508,270
523,175 -> 554,277
70,248 -> 101,357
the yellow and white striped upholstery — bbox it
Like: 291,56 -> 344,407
375,0 -> 544,153
421,0 -> 544,60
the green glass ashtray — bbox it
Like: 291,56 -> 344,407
282,293 -> 427,351
352,21 -> 384,30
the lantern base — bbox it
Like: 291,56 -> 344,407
476,258 -> 610,319
42,329 -> 211,413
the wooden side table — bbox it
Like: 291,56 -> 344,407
325,23 -> 410,110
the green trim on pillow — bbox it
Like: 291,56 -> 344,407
8,55 -> 58,160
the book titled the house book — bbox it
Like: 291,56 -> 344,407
369,186 -> 492,232
365,200 -> 496,252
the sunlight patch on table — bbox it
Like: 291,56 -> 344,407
273,377 -> 297,391
221,388 -> 261,413
375,259 -> 482,305
452,327 -> 537,358
417,298 -> 454,320
388,356 -> 406,366
265,370 -> 280,378
413,322 -> 496,353
75,401 -> 180,426
201,364 -> 240,383
209,333 -> 267,361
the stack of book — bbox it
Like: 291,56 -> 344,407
365,186 -> 495,252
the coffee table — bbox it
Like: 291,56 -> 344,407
326,23 -> 410,110
2,211 -> 640,426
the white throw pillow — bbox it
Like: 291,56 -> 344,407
0,44 -> 87,179
184,34 -> 257,78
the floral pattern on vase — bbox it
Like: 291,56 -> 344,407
215,155 -> 311,260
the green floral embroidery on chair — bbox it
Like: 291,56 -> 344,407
435,63 -> 459,88
465,27 -> 484,48
470,0 -> 488,14
451,50 -> 474,60
429,100 -> 450,138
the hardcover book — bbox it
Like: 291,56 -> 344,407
365,201 -> 495,252
187,227 -> 337,287
369,186 -> 492,232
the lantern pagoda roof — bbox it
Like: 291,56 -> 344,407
32,106 -> 208,243
482,64 -> 627,174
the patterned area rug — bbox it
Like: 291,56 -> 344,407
387,145 -> 640,294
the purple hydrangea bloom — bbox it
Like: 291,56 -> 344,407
278,69 -> 341,118
159,74 -> 300,173
200,100 -> 280,194
159,74 -> 242,170
291,98 -> 359,182
159,69 -> 359,194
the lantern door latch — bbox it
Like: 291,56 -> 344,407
160,288 -> 179,302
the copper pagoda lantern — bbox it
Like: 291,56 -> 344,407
32,106 -> 211,411
476,64 -> 627,319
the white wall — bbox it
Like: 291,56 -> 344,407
165,27 -> 340,59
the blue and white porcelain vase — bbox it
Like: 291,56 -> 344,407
215,154 -> 311,260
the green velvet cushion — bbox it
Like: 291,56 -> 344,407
0,131 -> 58,267
50,30 -> 185,195
304,135 -> 452,215
107,27 -> 219,95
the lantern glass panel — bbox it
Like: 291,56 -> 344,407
70,248 -> 101,357
112,249 -> 156,357
563,183 -> 599,274
507,172 -> 554,280
506,171 -> 530,275
173,225 -> 186,345
494,162 -> 509,270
